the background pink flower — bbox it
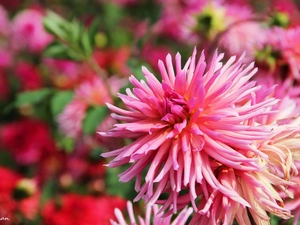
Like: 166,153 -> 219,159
11,9 -> 52,52
57,100 -> 88,138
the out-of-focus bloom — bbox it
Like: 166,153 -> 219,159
11,9 -> 52,52
0,5 -> 9,36
57,100 -> 88,138
0,119 -> 56,165
14,62 -> 43,90
175,1 -> 254,44
93,47 -> 131,76
111,201 -> 193,225
42,194 -> 127,225
154,0 -> 205,40
141,44 -> 173,71
219,21 -> 266,61
254,76 -> 300,125
271,0 -> 300,26
0,167 -> 21,223
0,49 -> 12,69
0,168 -> 40,223
43,59 -> 80,89
267,26 -> 300,80
101,48 -> 283,222
75,76 -> 113,106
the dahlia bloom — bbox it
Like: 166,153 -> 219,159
0,5 -> 9,36
14,62 -> 43,91
180,2 -> 254,43
219,21 -> 266,61
75,76 -> 113,106
268,26 -> 300,80
189,166 -> 294,225
0,119 -> 57,165
0,168 -> 40,223
11,9 -> 52,52
101,48 -> 281,220
57,99 -> 88,138
284,166 -> 300,225
111,201 -> 193,225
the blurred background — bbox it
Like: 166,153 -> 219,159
0,0 -> 300,224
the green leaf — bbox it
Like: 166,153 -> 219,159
66,48 -> 85,61
40,179 -> 57,206
44,42 -> 69,58
82,106 -> 108,134
105,166 -> 136,199
70,20 -> 83,46
58,136 -> 75,154
43,15 -> 68,40
81,32 -> 93,56
50,91 -> 74,116
88,18 -> 101,47
15,89 -> 52,106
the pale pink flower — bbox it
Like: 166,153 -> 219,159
111,201 -> 193,225
101,48 -> 279,217
189,166 -> 294,225
254,75 -> 300,125
284,164 -> 300,225
57,100 -> 88,138
75,76 -> 113,106
219,21 -> 266,61
11,9 -> 52,52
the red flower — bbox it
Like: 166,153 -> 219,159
14,62 -> 42,90
42,194 -> 127,225
0,119 -> 56,165
0,167 -> 39,223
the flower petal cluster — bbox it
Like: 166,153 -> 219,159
101,48 -> 291,223
111,201 -> 193,225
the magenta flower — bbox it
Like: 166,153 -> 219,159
111,201 -> 192,225
101,49 -> 280,219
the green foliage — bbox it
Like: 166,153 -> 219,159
57,136 -> 75,154
43,11 -> 100,60
40,179 -> 57,206
50,91 -> 74,116
14,89 -> 52,106
82,106 -> 109,134
105,166 -> 136,199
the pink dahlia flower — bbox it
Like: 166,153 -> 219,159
284,164 -> 300,225
179,2 -> 254,44
11,9 -> 52,52
219,21 -> 266,61
75,76 -> 113,106
111,201 -> 193,225
0,5 -> 9,36
268,26 -> 300,80
57,100 -> 88,138
101,48 -> 281,220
